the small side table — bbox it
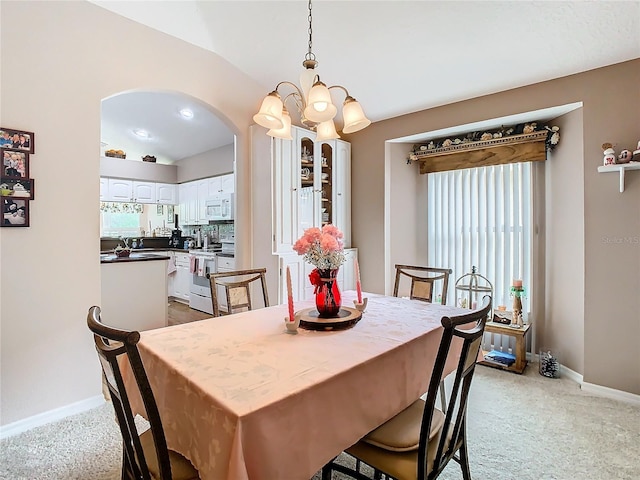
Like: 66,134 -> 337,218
480,321 -> 532,374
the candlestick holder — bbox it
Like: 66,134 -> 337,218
509,286 -> 526,328
353,297 -> 368,313
284,316 -> 300,334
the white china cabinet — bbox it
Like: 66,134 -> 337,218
257,124 -> 355,303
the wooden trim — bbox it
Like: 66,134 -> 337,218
415,131 -> 548,174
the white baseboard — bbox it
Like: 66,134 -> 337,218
526,354 -> 639,406
581,381 -> 640,406
0,395 -> 106,440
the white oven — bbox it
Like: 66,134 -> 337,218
189,251 -> 217,314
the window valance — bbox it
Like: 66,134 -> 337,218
408,123 -> 560,174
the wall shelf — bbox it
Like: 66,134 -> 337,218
597,162 -> 640,193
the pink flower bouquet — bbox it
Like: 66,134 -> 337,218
293,225 -> 346,272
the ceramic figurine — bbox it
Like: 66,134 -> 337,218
632,141 -> 640,162
617,149 -> 633,164
602,143 -> 616,166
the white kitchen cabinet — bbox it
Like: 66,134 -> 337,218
206,177 -> 222,200
100,178 -> 109,201
107,178 -> 133,202
216,255 -> 236,272
197,180 -> 208,224
178,179 -> 209,225
172,252 -> 191,302
156,183 -> 177,204
221,174 -> 234,193
133,181 -> 156,203
333,139 -> 351,247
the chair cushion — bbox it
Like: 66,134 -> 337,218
363,399 -> 444,452
139,429 -> 200,480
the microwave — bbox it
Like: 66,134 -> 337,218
205,193 -> 234,221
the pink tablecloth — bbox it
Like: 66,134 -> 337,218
127,291 -> 469,480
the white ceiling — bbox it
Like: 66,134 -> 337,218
94,0 -> 640,163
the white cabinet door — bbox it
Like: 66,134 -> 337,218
197,180 -> 208,224
279,253 -> 306,304
206,177 -> 222,200
178,183 -> 189,225
186,181 -> 199,224
107,179 -> 133,202
173,253 -> 191,302
333,139 -> 351,247
221,174 -> 234,193
133,181 -> 156,203
272,137 -> 296,253
100,177 -> 108,201
295,126 -> 319,239
156,183 -> 176,204
341,248 -> 357,292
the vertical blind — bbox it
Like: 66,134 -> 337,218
427,163 -> 532,309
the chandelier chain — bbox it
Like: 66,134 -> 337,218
305,0 -> 315,62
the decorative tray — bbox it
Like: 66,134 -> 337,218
297,306 -> 362,331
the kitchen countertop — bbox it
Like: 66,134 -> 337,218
100,252 -> 170,264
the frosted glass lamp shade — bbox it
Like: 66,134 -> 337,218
342,98 -> 371,134
267,109 -> 293,140
315,120 -> 340,141
304,81 -> 337,123
253,92 -> 284,129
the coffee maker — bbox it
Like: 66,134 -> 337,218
169,214 -> 183,248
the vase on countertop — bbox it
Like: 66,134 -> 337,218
315,268 -> 341,318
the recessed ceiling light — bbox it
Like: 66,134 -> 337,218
180,108 -> 194,119
133,129 -> 149,138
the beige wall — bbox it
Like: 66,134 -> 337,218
347,60 -> 640,394
175,143 -> 235,183
0,1 -> 263,426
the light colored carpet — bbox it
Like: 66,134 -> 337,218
1,364 -> 638,480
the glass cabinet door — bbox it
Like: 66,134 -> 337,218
319,142 -> 333,227
297,131 -> 316,237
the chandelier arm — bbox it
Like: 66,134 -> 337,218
327,85 -> 353,101
275,81 -> 306,101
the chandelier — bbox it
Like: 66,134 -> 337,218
253,0 -> 371,141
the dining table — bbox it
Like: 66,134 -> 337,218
123,290 -> 471,480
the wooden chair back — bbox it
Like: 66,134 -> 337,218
207,268 -> 269,317
87,306 -> 173,480
393,264 -> 453,305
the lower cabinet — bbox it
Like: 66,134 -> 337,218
171,252 -> 191,302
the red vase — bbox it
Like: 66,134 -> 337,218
315,269 -> 342,318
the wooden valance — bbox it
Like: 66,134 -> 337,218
412,130 -> 551,174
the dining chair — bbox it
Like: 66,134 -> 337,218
207,268 -> 269,317
322,296 -> 492,480
87,306 -> 200,480
393,265 -> 453,305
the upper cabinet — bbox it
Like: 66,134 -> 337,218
272,125 -> 352,253
133,181 -> 156,203
156,183 -> 177,204
101,177 -> 176,204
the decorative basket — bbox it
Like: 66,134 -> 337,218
142,155 -> 157,163
105,149 -> 126,159
115,249 -> 131,258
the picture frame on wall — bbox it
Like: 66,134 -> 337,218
2,197 -> 29,227
167,205 -> 174,223
0,128 -> 35,154
0,177 -> 34,199
157,204 -> 164,215
2,149 -> 29,178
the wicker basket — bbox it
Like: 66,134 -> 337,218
105,150 -> 126,159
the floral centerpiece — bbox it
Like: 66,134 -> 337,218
293,225 -> 345,317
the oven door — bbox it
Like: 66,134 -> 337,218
189,256 -> 216,297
